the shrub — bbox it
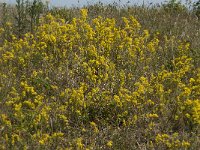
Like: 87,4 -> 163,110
0,8 -> 199,149
194,0 -> 200,19
162,0 -> 187,13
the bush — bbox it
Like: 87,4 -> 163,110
194,0 -> 200,19
162,0 -> 187,13
0,9 -> 199,149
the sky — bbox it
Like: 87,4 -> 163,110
0,0 -> 198,7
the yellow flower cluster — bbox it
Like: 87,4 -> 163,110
0,9 -> 199,149
155,133 -> 190,149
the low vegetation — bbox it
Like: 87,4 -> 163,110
0,0 -> 199,149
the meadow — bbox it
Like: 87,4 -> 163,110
0,0 -> 200,149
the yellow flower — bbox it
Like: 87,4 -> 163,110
107,140 -> 113,147
147,113 -> 159,119
14,103 -> 22,112
76,138 -> 84,149
80,9 -> 88,20
2,51 -> 14,61
90,121 -> 99,133
23,100 -> 35,109
39,134 -> 50,145
182,141 -> 190,147
1,114 -> 11,126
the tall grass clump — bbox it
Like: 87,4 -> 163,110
14,0 -> 46,36
0,8 -> 199,149
0,0 -> 47,40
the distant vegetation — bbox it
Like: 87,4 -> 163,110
0,0 -> 200,149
